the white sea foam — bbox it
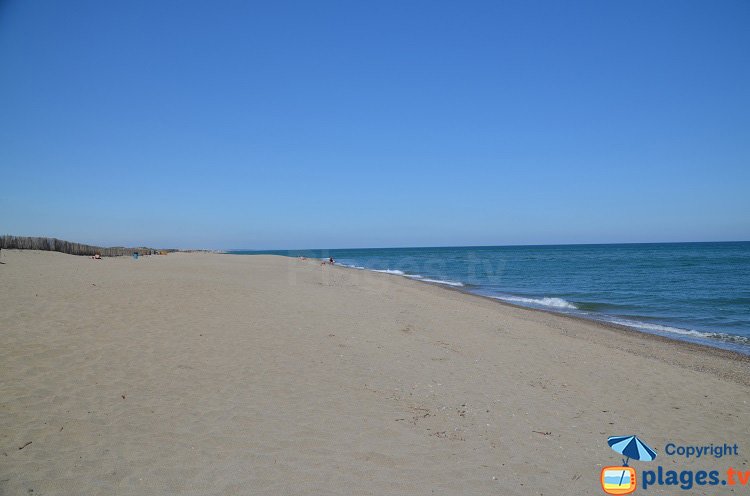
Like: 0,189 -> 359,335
372,269 -> 406,275
362,268 -> 463,286
421,278 -> 464,287
608,318 -> 715,338
600,317 -> 750,349
336,262 -> 365,270
492,295 -> 578,309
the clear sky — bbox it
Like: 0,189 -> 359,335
1,0 -> 748,249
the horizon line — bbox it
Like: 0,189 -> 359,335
226,239 -> 750,252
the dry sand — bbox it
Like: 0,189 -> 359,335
1,250 -> 748,495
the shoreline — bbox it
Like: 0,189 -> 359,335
435,277 -> 750,362
321,258 -> 750,359
318,258 -> 750,386
228,243 -> 750,357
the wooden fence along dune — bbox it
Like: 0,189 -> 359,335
0,235 -> 170,257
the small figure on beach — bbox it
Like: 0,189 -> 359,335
329,257 -> 335,265
91,253 -> 101,260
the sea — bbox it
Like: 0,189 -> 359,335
230,242 -> 750,355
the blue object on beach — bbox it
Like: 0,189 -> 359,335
608,435 -> 657,464
133,252 -> 139,259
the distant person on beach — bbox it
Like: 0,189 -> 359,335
329,257 -> 335,265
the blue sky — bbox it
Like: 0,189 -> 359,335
1,0 -> 748,249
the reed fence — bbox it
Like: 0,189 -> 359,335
0,235 -> 169,257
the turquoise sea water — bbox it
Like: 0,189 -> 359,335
231,242 -> 750,354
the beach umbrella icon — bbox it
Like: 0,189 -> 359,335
607,435 -> 657,487
607,435 -> 657,465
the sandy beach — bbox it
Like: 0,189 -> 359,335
1,250 -> 748,495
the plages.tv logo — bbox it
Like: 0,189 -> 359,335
601,435 -> 657,495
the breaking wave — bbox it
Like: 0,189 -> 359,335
491,295 -> 578,309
